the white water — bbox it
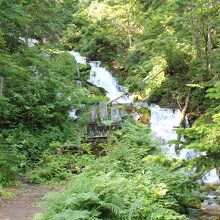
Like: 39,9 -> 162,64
203,193 -> 219,206
68,51 -> 133,103
69,50 -> 220,185
89,61 -> 133,103
19,37 -> 39,47
202,169 -> 220,185
68,51 -> 87,65
149,104 -> 199,159
69,109 -> 78,120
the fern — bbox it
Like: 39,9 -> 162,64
49,210 -> 90,220
99,201 -> 124,217
128,197 -> 143,220
36,120 -> 195,220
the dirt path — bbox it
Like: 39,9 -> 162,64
0,183 -> 56,220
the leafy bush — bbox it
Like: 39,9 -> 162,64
0,46 -> 91,185
36,120 -> 197,220
28,141 -> 94,184
177,81 -> 220,171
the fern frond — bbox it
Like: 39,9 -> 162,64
128,197 -> 143,220
49,209 -> 90,220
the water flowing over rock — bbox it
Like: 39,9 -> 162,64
68,51 -> 87,64
202,169 -> 220,185
69,50 -> 220,188
19,37 -> 39,47
88,61 -> 133,103
69,50 -> 132,103
149,104 -> 196,159
69,109 -> 78,120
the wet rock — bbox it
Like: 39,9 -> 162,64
120,108 -> 129,118
200,204 -> 220,217
138,113 -> 150,124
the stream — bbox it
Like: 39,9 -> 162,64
69,51 -> 220,219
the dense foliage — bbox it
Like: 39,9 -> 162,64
60,0 -> 220,177
0,1 -> 91,185
34,120 -> 199,220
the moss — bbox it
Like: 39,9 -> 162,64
193,115 -> 213,127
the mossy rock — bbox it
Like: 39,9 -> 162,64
79,63 -> 90,71
138,113 -> 150,124
133,94 -> 143,102
88,86 -> 106,96
136,107 -> 151,116
135,107 -> 151,124
193,115 -> 213,127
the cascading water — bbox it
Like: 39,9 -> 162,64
19,37 -> 39,47
69,109 -> 78,120
88,61 -> 133,103
69,50 -> 204,160
68,51 -> 87,120
148,104 -> 198,160
68,51 -> 133,104
68,51 -> 87,65
69,51 -> 220,215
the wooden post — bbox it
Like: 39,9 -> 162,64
107,92 -> 128,104
89,105 -> 98,124
99,102 -> 108,122
0,76 -> 3,97
111,104 -> 122,124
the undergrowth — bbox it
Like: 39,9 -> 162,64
27,142 -> 94,184
34,119 -> 199,220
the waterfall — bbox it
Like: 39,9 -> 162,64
69,50 -> 220,186
88,61 -> 133,103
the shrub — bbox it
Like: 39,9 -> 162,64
36,120 -> 197,220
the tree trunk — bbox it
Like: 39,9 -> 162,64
179,88 -> 191,128
0,76 -> 3,97
206,0 -> 213,74
0,77 -> 3,121
175,88 -> 192,151
25,25 -> 29,45
191,0 -> 201,59
125,0 -> 132,48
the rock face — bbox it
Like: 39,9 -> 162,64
200,204 -> 220,218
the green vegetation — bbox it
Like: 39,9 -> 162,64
0,45 -> 88,184
0,1 -> 103,186
178,81 -> 220,173
34,120 -> 199,220
60,0 -> 220,179
0,0 -> 220,219
27,142 -> 94,184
